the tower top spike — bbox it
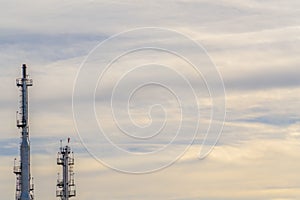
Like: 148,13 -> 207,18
22,64 -> 26,78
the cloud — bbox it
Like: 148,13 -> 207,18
12,137 -> 298,200
0,0 -> 299,199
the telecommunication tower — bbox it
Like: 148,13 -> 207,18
56,139 -> 76,200
13,64 -> 34,200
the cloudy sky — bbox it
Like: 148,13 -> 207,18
0,0 -> 300,199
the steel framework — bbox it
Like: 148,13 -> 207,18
13,64 -> 34,200
56,139 -> 76,200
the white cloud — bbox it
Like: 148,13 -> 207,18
0,0 -> 299,199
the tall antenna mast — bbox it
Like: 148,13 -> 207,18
13,64 -> 34,200
56,138 -> 76,200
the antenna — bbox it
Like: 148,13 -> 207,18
56,139 -> 76,200
13,64 -> 34,200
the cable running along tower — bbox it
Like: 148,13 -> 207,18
13,64 -> 34,200
56,139 -> 76,200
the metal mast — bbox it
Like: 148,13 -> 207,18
56,139 -> 76,200
13,64 -> 34,200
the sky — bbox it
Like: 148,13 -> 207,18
0,0 -> 300,199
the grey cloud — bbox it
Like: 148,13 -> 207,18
236,115 -> 300,126
0,31 -> 107,64
223,65 -> 300,90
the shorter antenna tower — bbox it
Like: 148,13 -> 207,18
56,138 -> 76,200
